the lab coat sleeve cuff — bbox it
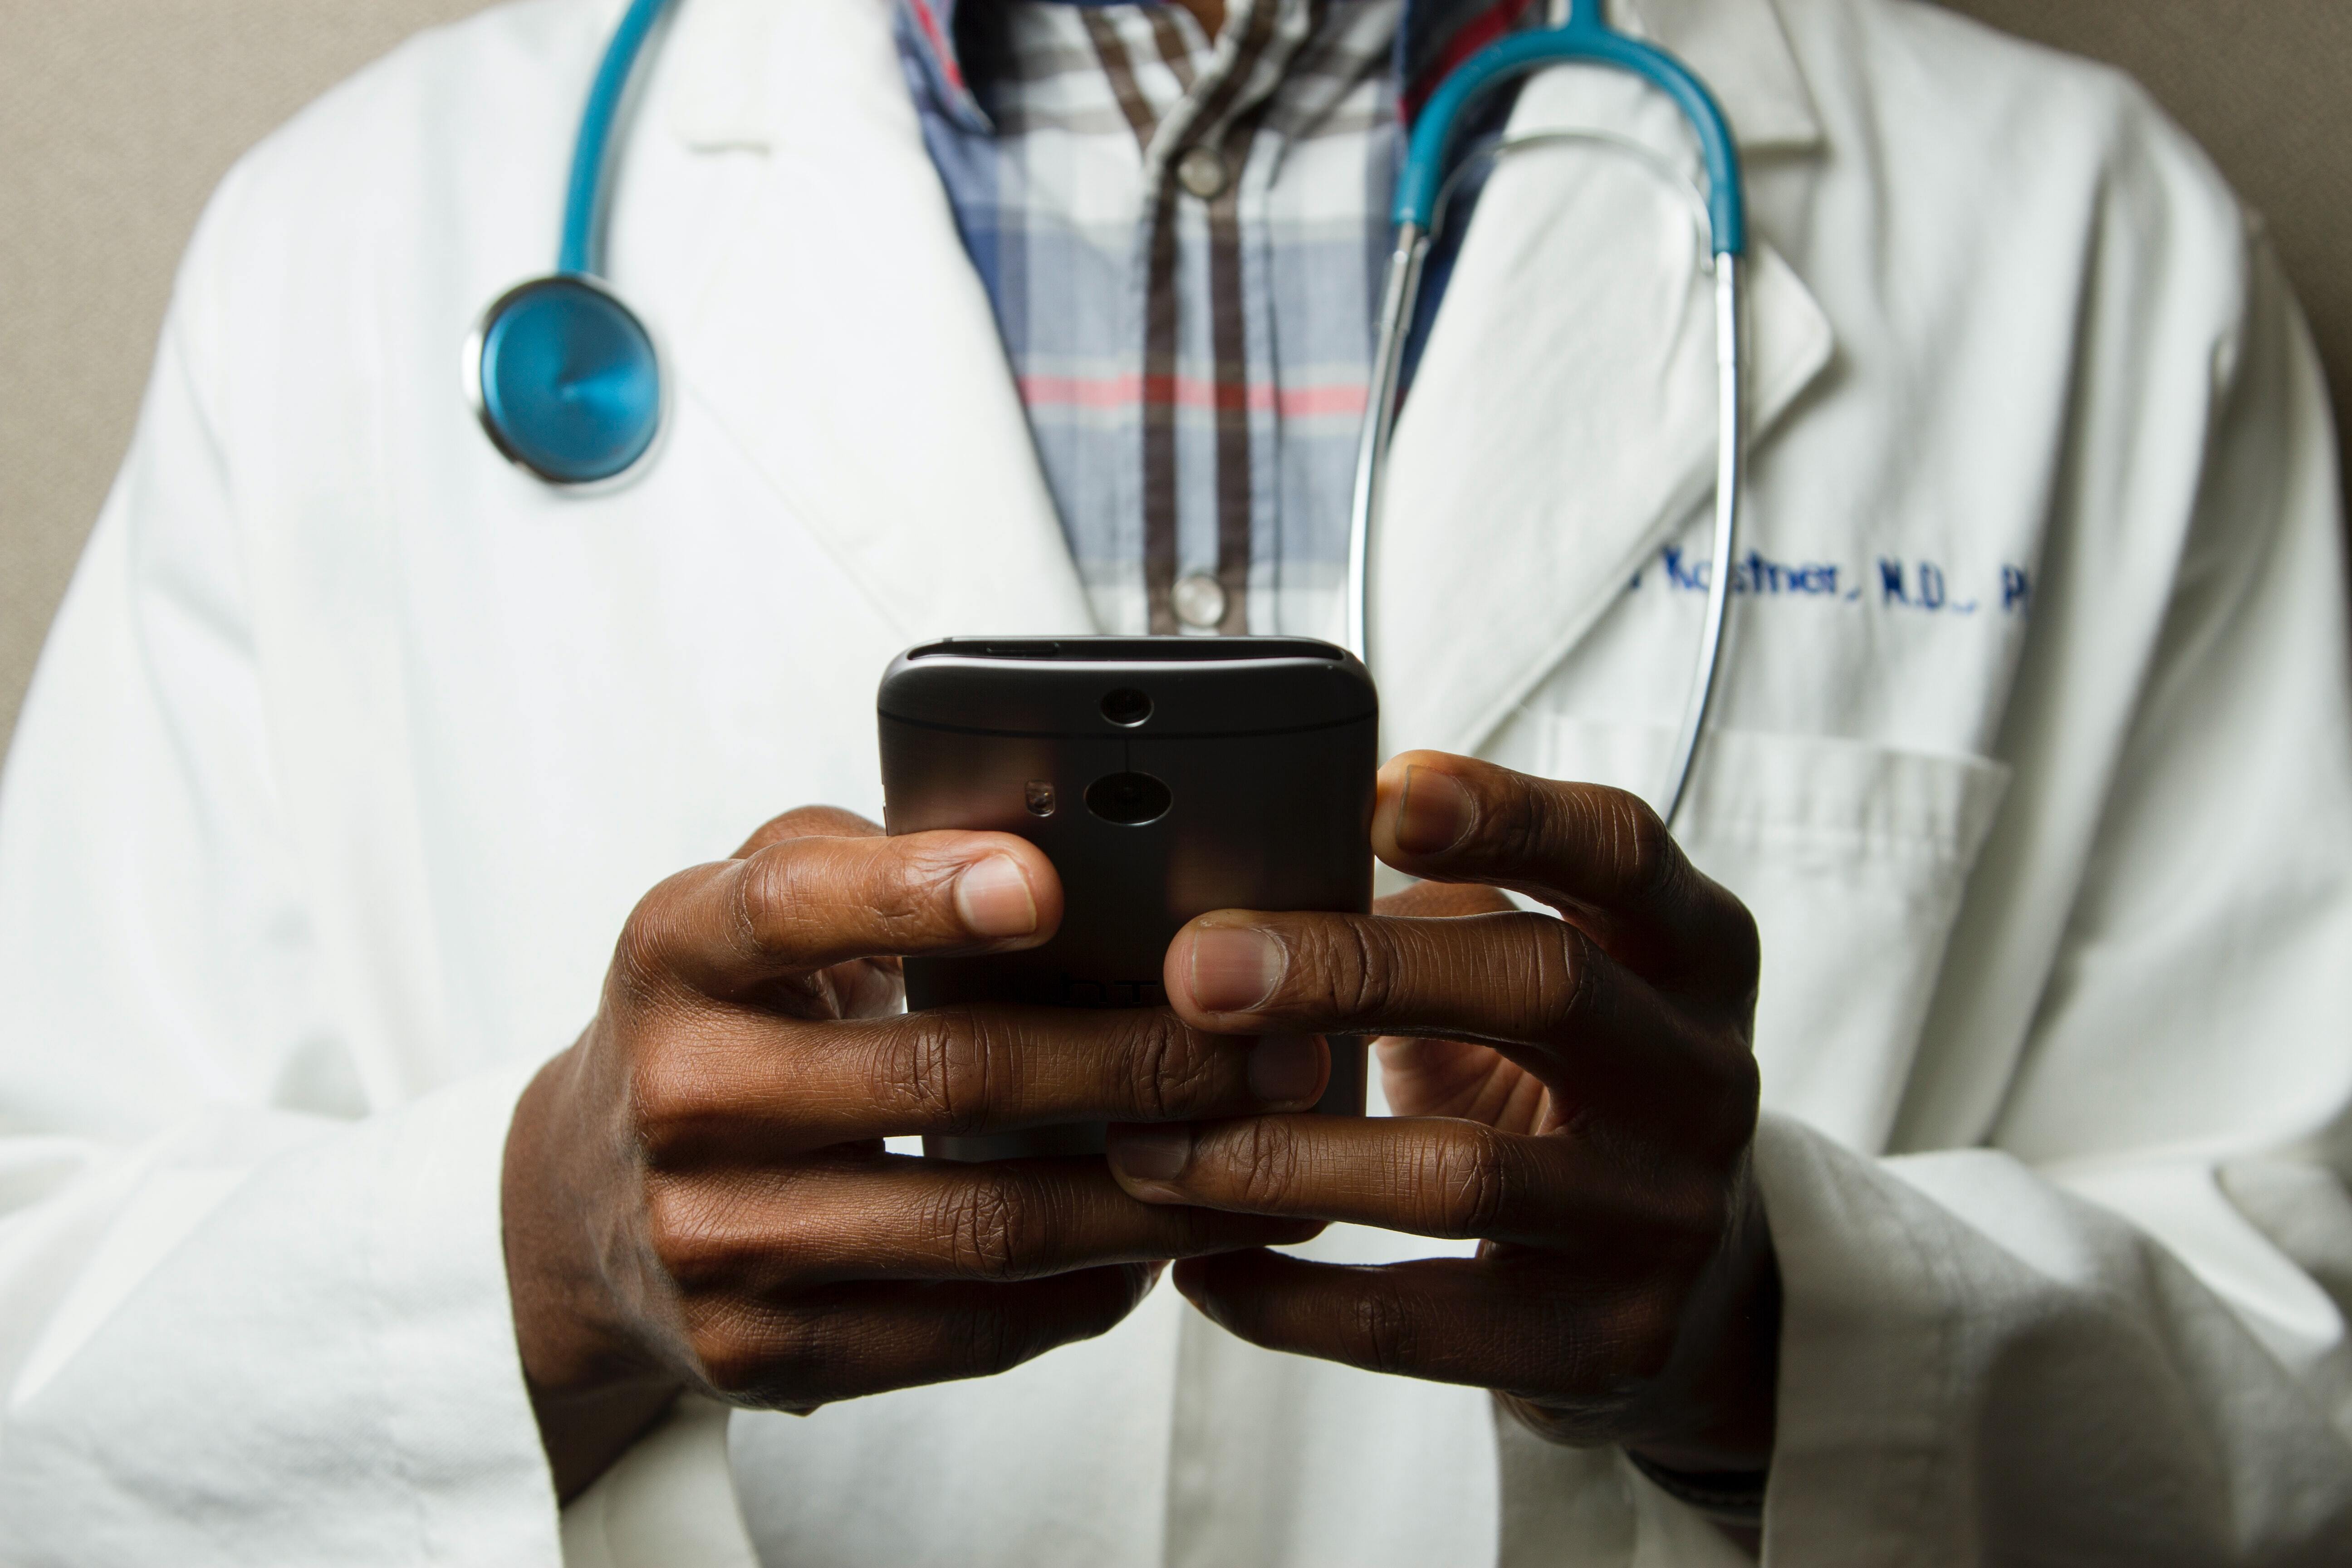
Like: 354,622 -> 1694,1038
1744,1112 -> 2352,1560
1490,1112 -> 1976,1566
366,1056 -> 564,1555
1749,1111 -> 1962,1558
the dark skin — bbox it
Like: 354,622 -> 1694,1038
503,752 -> 1774,1509
1113,753 -> 1777,1487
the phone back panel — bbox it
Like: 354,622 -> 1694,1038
877,638 -> 1377,1156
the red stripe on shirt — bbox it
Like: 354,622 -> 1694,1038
905,0 -> 966,95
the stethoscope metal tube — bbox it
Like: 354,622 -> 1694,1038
1669,256 -> 1742,827
483,0 -> 1751,825
1345,0 -> 1747,828
1344,222 -> 1426,671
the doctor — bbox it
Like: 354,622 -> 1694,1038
2,0 -> 2350,1564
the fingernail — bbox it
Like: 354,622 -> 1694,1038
1248,1034 -> 1323,1102
1188,926 -> 1286,1014
1394,766 -> 1475,856
954,855 -> 1038,938
1109,1124 -> 1192,1182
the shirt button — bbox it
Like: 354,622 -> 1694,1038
1172,572 -> 1229,629
1175,145 -> 1230,201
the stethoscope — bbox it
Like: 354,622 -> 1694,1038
1347,4 -> 1746,823
468,0 -> 1744,821
465,0 -> 673,487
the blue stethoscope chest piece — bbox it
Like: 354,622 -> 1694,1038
469,274 -> 662,485
466,0 -> 676,488
477,0 -> 1748,823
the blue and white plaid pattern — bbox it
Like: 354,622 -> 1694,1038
897,0 -> 1535,637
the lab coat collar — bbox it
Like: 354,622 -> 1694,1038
664,0 -> 1097,642
655,0 -> 1833,744
1617,0 -> 1822,154
664,0 -> 1823,158
1370,58 -> 1835,760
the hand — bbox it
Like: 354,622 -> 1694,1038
502,808 -> 1326,1499
1102,754 -> 1776,1475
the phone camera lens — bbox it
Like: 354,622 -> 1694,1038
1085,771 -> 1171,826
1100,688 -> 1152,727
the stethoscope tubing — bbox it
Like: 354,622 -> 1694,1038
486,0 -> 1750,825
560,0 -> 675,277
1346,218 -> 1745,833
1668,256 -> 1743,827
1346,5 -> 1748,828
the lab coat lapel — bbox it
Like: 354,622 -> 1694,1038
1631,0 -> 1823,153
1373,33 -> 1833,758
664,0 -> 1093,642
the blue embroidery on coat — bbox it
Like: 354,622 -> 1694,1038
1628,547 -> 2029,619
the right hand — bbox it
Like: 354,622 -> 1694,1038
501,807 -> 1329,1499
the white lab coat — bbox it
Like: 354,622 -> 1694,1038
2,0 -> 2348,1559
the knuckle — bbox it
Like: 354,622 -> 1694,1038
612,882 -> 693,1003
1535,782 -> 1676,902
735,838 -> 943,964
960,1298 -> 1047,1378
692,1300 -> 822,1403
1123,1014 -> 1229,1120
1119,1015 -> 1185,1121
1349,1284 -> 1422,1376
1494,774 -> 1563,870
1230,1118 -> 1305,1211
885,1009 -> 1006,1135
1425,1127 -> 1512,1238
645,1179 -> 732,1283
1610,791 -> 1679,902
975,1269 -> 1138,1373
1716,895 -> 1763,985
628,1045 -> 722,1162
932,1171 -> 1055,1282
1532,919 -> 1602,1039
865,848 -> 967,950
1676,1029 -> 1761,1170
729,849 -> 795,961
1331,920 -> 1399,1021
1612,1287 -> 1686,1385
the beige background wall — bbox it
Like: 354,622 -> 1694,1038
3,0 -> 2348,754
0,0 -> 493,750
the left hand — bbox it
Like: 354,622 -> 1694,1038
1103,751 -> 1777,1473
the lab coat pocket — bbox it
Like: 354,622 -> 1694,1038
1539,720 -> 2012,1152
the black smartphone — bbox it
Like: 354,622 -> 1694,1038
877,636 -> 1378,1161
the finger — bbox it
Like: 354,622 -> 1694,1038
1373,880 -> 1515,920
730,812 -> 900,1016
687,1263 -> 1161,1407
1370,752 -> 1755,985
1373,1034 -> 1550,1131
650,1154 -> 1322,1292
624,828 -> 1065,999
733,805 -> 885,858
1164,907 -> 1730,1105
1103,1113 -> 1710,1248
635,1010 -> 1331,1160
1171,1250 -> 1665,1403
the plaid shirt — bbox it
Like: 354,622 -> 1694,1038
897,0 -> 1535,637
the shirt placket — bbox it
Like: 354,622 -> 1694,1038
1089,0 -> 1309,634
